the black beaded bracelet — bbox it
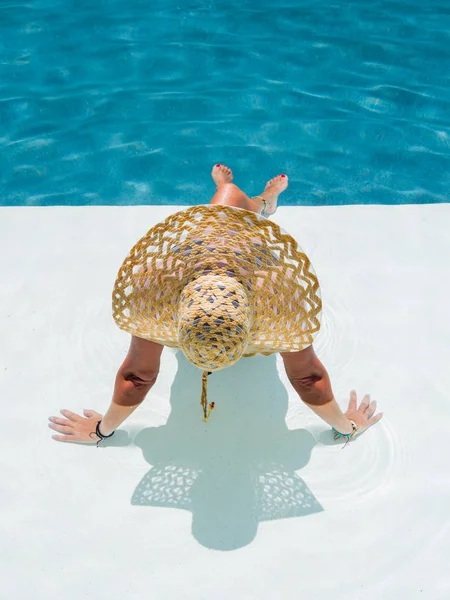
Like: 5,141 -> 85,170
94,420 -> 115,447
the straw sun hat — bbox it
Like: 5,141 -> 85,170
112,204 -> 322,420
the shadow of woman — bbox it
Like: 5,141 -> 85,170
131,351 -> 323,551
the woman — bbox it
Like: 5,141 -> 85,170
48,164 -> 382,446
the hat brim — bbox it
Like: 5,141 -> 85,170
112,204 -> 322,355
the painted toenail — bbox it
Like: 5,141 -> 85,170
216,164 -> 221,167
281,174 -> 286,177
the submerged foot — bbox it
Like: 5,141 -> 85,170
211,163 -> 233,188
256,174 -> 288,216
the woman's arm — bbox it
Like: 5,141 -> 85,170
281,345 -> 354,434
99,336 -> 164,436
98,369 -> 158,436
49,337 -> 164,444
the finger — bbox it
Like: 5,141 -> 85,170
365,400 -> 377,419
48,423 -> 75,434
49,416 -> 74,427
83,409 -> 100,419
52,435 -> 82,443
358,394 -> 371,413
60,409 -> 82,422
368,412 -> 383,426
348,390 -> 357,412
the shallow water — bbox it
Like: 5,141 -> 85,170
2,204 -> 449,599
1,0 -> 450,206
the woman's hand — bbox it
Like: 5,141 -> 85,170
344,390 -> 383,435
48,409 -> 104,444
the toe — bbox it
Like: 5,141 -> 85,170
211,163 -> 233,182
220,164 -> 233,178
264,173 -> 288,192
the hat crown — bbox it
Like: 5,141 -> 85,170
177,274 -> 252,371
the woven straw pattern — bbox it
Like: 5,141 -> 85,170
112,204 -> 322,359
178,275 -> 252,371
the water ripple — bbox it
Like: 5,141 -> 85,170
1,0 -> 449,206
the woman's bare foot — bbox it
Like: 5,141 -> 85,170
211,163 -> 233,188
253,174 -> 288,216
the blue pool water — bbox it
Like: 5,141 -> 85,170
1,0 -> 450,206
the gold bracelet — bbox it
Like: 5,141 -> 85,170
254,195 -> 267,216
333,420 -> 358,448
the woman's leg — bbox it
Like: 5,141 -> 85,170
209,164 -> 288,216
209,164 -> 263,213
